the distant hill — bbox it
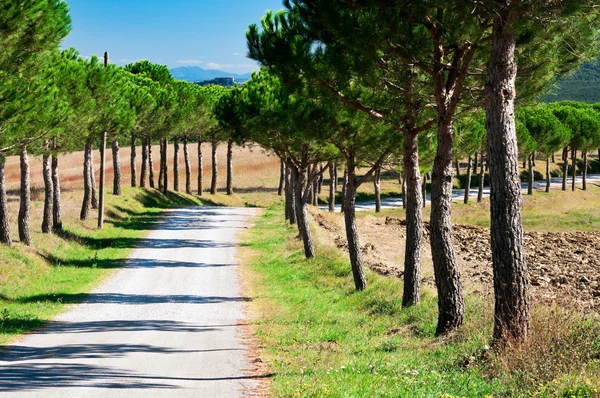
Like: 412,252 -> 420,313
545,56 -> 600,104
170,66 -> 253,84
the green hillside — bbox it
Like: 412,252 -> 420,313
545,56 -> 600,103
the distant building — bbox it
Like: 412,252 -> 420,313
195,77 -> 236,88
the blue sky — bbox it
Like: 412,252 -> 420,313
61,0 -> 285,74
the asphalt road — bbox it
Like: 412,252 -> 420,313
0,207 -> 260,398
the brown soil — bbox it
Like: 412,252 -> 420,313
312,211 -> 600,314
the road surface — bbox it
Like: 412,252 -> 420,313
0,207 -> 261,398
322,173 -> 600,212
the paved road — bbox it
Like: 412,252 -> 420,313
0,207 -> 260,397
322,173 -> 600,212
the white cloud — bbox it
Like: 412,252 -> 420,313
177,59 -> 204,65
233,52 -> 241,56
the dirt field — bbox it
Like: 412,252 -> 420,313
313,209 -> 600,315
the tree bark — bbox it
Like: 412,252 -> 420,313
455,160 -> 461,178
162,138 -> 168,194
140,138 -> 148,188
148,140 -> 155,188
402,130 -> 423,307
464,156 -> 472,204
173,137 -> 180,192
284,161 -> 291,220
374,165 -> 381,213
328,162 -> 336,212
583,152 -> 588,191
401,172 -> 407,209
278,158 -> 285,196
546,158 -> 551,193
0,158 -> 11,245
197,141 -> 203,195
552,152 -> 556,163
51,154 -> 62,234
158,139 -> 164,191
184,139 -> 192,194
211,141 -> 218,194
292,166 -> 314,259
485,9 -> 529,342
478,153 -> 485,202
305,165 -> 314,206
527,153 -> 534,195
90,146 -> 98,209
340,169 -> 347,213
112,140 -> 121,196
474,152 -> 479,173
81,140 -> 92,220
430,120 -> 465,335
226,139 -> 233,195
287,162 -> 296,225
42,153 -> 53,234
130,134 -> 137,187
18,146 -> 32,246
343,158 -> 367,291
562,147 -> 568,191
571,147 -> 576,192
422,173 -> 427,209
312,170 -> 318,206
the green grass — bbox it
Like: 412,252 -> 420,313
0,187 -> 204,344
243,205 -> 600,397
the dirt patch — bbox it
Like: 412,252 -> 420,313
314,211 -> 600,314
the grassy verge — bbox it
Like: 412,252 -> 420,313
0,187 -> 203,344
242,205 -> 600,397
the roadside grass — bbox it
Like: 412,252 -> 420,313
0,187 -> 204,345
243,205 -> 600,397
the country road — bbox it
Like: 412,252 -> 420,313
0,207 -> 261,398
322,173 -> 600,212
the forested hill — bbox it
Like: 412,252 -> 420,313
545,56 -> 600,103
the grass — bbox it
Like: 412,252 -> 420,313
242,204 -> 600,397
0,187 -> 204,344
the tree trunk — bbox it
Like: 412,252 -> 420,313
464,156 -> 472,204
328,162 -> 336,212
455,160 -> 461,177
90,146 -> 98,209
52,154 -> 62,234
374,165 -> 381,213
343,158 -> 367,291
583,152 -> 588,191
532,151 -> 536,167
287,162 -> 296,225
148,140 -> 155,188
305,165 -> 314,206
430,120 -> 465,335
292,166 -> 314,259
130,134 -> 137,187
562,147 -> 568,191
402,130 -> 423,307
140,138 -> 148,188
173,137 -> 180,192
340,169 -> 347,213
278,158 -> 285,196
478,153 -> 485,202
284,161 -> 291,220
184,139 -> 192,194
112,140 -> 121,195
527,153 -> 534,195
211,141 -> 218,195
318,164 -> 324,194
0,158 -> 11,245
80,140 -> 92,220
546,158 -> 551,193
226,139 -> 233,195
18,146 -> 32,246
197,141 -> 203,195
485,10 -> 529,342
158,139 -> 164,191
401,172 -> 407,209
552,152 -> 555,163
571,147 -> 576,192
162,138 -> 168,194
474,152 -> 479,173
422,173 -> 427,209
312,170 -> 318,206
42,153 -> 53,234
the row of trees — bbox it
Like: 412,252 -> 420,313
217,0 -> 600,344
0,1 -> 236,249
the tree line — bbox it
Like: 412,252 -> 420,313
0,1 -> 237,248
212,0 -> 600,346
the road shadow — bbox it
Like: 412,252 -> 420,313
44,255 -> 237,269
8,293 -> 252,306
